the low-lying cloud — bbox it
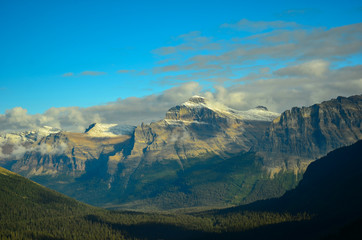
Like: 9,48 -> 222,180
0,141 -> 68,160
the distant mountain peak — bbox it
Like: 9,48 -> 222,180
255,106 -> 268,111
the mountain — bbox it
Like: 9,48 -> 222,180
1,96 -> 283,209
0,95 -> 361,210
257,95 -> 362,175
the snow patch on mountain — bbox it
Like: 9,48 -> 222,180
85,123 -> 136,137
237,108 -> 280,121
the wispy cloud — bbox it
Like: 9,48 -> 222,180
277,8 -> 321,17
62,72 -> 74,77
153,45 -> 194,56
220,19 -> 301,32
81,71 -> 106,76
152,31 -> 218,56
117,69 -> 136,74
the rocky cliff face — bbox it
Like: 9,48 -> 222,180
258,95 -> 362,174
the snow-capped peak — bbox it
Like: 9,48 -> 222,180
180,96 -> 280,122
0,126 -> 61,145
35,126 -> 61,136
84,123 -> 135,137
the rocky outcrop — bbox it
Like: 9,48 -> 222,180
258,95 -> 362,173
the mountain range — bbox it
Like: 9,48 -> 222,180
1,139 -> 361,239
0,94 -> 361,210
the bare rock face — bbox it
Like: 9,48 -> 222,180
258,95 -> 362,174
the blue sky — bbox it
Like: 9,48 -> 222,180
0,0 -> 361,132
